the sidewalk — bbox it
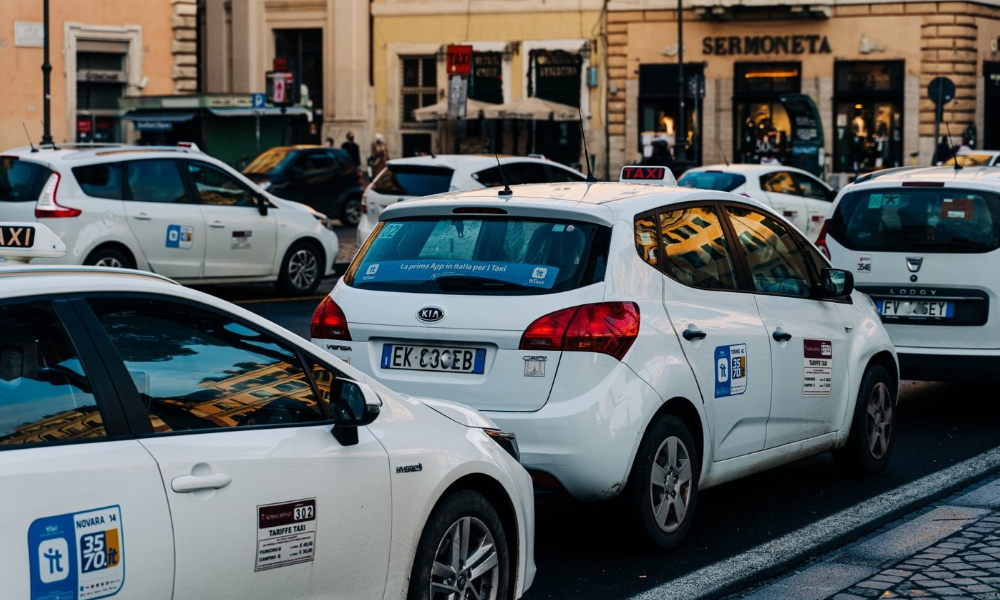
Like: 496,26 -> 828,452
735,476 -> 1000,600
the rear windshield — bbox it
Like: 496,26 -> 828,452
0,157 -> 52,202
829,188 -> 1000,253
345,217 -> 610,295
372,165 -> 453,197
243,148 -> 294,176
678,171 -> 747,193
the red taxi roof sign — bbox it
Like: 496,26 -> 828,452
619,165 -> 677,186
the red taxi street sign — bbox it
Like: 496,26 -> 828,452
447,45 -> 473,75
619,165 -> 678,186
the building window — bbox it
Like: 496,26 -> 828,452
529,49 -> 585,168
274,28 -> 323,144
638,63 -> 704,165
733,62 -> 801,166
76,41 -> 129,143
401,56 -> 437,128
469,51 -> 503,104
833,61 -> 904,173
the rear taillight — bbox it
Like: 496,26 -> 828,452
310,296 -> 351,340
356,168 -> 363,188
361,195 -> 368,214
519,302 -> 640,361
35,173 -> 80,218
814,219 -> 831,259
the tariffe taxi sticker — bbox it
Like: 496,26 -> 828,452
803,339 -> 833,396
256,499 -> 316,572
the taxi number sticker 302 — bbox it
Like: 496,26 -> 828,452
715,344 -> 748,398
256,499 -> 317,572
28,505 -> 124,600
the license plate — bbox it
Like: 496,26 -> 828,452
380,344 -> 486,374
877,300 -> 955,319
0,225 -> 36,248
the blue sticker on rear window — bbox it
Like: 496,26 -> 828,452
357,260 -> 559,289
28,505 -> 125,600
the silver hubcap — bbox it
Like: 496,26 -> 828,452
430,516 -> 499,600
344,200 -> 361,225
650,436 -> 693,533
288,249 -> 318,290
94,256 -> 123,268
866,382 -> 893,459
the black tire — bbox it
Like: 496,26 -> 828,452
276,241 -> 323,296
84,246 -> 133,269
407,491 -> 510,600
833,364 -> 897,475
339,196 -> 362,227
624,414 -> 699,551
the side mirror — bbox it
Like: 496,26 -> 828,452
257,196 -> 269,216
819,268 -> 854,299
331,379 -> 381,446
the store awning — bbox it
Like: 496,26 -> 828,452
122,112 -> 196,132
483,97 -> 578,121
413,98 -> 498,122
208,107 -> 311,117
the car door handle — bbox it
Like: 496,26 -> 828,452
772,330 -> 793,342
171,473 -> 232,493
209,221 -> 225,229
133,213 -> 151,221
682,328 -> 707,341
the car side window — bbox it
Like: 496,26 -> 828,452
790,172 -> 832,201
502,163 -> 549,185
73,164 -> 123,200
760,171 -> 800,196
126,160 -> 188,203
726,205 -> 814,298
0,302 -> 106,447
547,165 -> 586,183
298,151 -> 336,174
186,161 -> 257,207
634,212 -> 659,267
86,298 -> 330,432
659,205 -> 740,291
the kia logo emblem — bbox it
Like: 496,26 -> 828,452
417,307 -> 444,323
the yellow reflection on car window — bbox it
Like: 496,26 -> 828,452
659,206 -> 739,291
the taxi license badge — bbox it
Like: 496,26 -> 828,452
28,505 -> 125,600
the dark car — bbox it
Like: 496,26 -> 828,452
243,145 -> 364,226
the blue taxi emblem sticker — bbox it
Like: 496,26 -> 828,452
28,505 -> 124,600
715,344 -> 748,398
165,224 -> 194,250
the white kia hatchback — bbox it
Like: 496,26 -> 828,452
0,222 -> 534,600
679,164 -> 837,241
819,166 -> 1000,382
314,174 -> 898,549
0,144 -> 339,295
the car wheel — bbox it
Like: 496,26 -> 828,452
625,414 -> 698,551
277,241 -> 322,296
407,491 -> 509,600
339,196 -> 362,227
833,364 -> 896,475
84,247 -> 133,269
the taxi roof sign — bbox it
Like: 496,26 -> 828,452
0,223 -> 66,264
619,165 -> 677,186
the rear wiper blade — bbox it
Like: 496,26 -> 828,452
434,275 -> 530,291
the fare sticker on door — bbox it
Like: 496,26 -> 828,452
803,339 -> 833,397
714,344 -> 748,398
28,505 -> 125,600
256,498 -> 316,572
231,230 -> 252,249
165,224 -> 194,250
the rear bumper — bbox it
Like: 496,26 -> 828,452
898,348 -> 1000,382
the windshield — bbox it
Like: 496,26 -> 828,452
829,188 -> 1000,253
0,157 -> 52,202
243,148 -> 295,176
678,171 -> 747,192
345,217 -> 610,295
372,165 -> 454,197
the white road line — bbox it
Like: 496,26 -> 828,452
628,446 -> 1000,600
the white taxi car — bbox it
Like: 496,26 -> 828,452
818,166 -> 1000,382
0,144 -> 339,295
313,167 -> 899,549
0,223 -> 534,600
678,164 -> 837,241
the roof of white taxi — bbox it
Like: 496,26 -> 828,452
848,166 -> 1000,189
2,143 -> 203,166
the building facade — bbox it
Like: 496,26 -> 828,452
606,0 -> 1000,183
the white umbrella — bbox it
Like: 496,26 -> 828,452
482,96 -> 578,121
413,98 -> 497,122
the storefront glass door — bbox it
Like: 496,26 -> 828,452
832,61 -> 904,173
733,62 -> 801,166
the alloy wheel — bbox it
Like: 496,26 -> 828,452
430,516 -> 500,600
94,256 -> 124,268
287,249 -> 318,291
866,381 -> 893,459
649,436 -> 693,533
343,199 -> 362,226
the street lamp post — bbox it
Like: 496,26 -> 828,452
41,0 -> 53,145
675,0 -> 686,162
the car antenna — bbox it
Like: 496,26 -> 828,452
488,138 -> 513,197
944,121 -> 960,172
718,142 -> 730,167
22,124 -> 37,153
578,108 -> 598,182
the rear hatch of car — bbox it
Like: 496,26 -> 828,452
321,212 -> 616,412
365,164 -> 455,220
0,156 -> 52,222
825,183 -> 1000,350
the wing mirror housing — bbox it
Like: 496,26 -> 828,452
257,195 -> 270,216
331,379 -> 381,446
818,268 -> 854,299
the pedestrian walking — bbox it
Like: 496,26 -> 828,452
325,137 -> 334,148
369,133 -> 389,179
341,132 -> 361,168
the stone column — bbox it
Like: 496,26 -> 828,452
171,0 -> 198,94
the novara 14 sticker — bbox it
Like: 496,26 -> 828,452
165,224 -> 194,250
28,505 -> 124,600
256,499 -> 317,572
715,344 -> 748,398
803,339 -> 833,397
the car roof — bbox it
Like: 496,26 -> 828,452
385,154 -> 580,171
685,163 -> 813,176
845,166 -> 1000,188
3,144 -> 203,165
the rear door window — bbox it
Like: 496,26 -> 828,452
346,217 -> 610,295
0,157 -> 52,202
73,164 -> 123,200
760,171 -> 800,195
372,165 -> 453,196
658,206 -> 740,291
829,188 -> 1000,253
678,171 -> 747,192
790,172 -> 832,201
126,160 -> 189,204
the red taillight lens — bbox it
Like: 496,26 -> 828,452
519,302 -> 640,361
361,195 -> 368,214
34,173 -> 80,218
814,219 -> 831,259
310,296 -> 351,340
356,168 -> 363,187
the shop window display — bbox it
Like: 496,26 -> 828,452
833,61 -> 904,173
